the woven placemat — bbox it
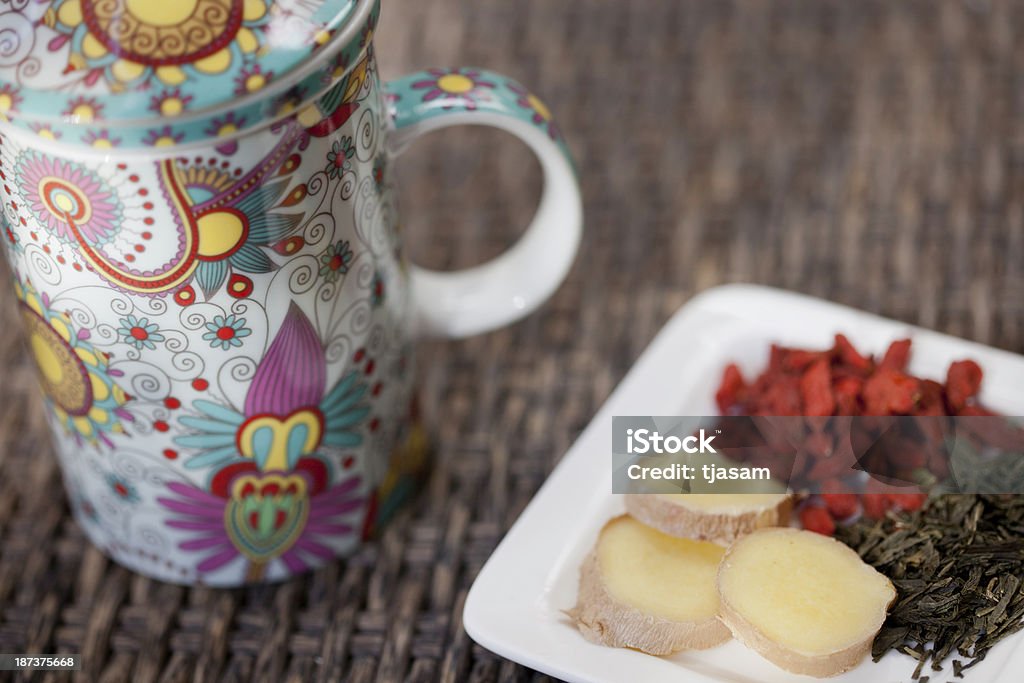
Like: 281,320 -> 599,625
3,0 -> 1024,681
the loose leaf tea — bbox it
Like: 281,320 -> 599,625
836,495 -> 1024,679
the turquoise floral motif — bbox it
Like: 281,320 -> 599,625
105,472 -> 140,504
371,271 -> 385,308
386,68 -> 575,171
117,314 -> 165,351
372,156 -> 386,191
319,240 -> 354,282
202,314 -> 252,350
325,137 -> 356,178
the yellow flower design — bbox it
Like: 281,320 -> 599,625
16,279 -> 132,448
46,0 -> 270,94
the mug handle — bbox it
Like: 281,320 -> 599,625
385,68 -> 583,338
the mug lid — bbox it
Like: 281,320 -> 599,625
0,0 -> 374,149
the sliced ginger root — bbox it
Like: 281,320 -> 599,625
717,527 -> 896,678
568,515 -> 730,654
625,493 -> 794,544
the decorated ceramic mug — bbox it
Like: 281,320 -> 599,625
0,0 -> 581,585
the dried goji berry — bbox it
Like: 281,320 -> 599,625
946,359 -> 983,411
782,349 -> 826,372
807,452 -> 853,480
715,363 -> 746,413
832,376 -> 863,415
822,494 -> 858,519
821,479 -> 859,518
861,494 -> 891,519
833,334 -> 873,374
914,379 -> 946,416
886,492 -> 926,512
879,339 -> 912,372
800,505 -> 836,536
863,370 -> 919,415
759,376 -> 802,415
803,430 -> 833,458
800,358 -> 835,417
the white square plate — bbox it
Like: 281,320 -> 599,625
463,284 -> 1024,683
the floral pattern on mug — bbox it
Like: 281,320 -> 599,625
326,137 -> 356,177
15,279 -> 133,449
159,458 -> 365,580
507,82 -> 561,141
319,240 -> 354,281
410,68 -> 497,109
176,305 -> 372,472
118,315 -> 165,351
0,0 -> 576,584
17,151 -> 121,245
202,314 -> 252,350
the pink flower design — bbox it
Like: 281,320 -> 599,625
410,68 -> 496,110
235,65 -> 274,96
82,130 -> 122,148
17,152 -> 121,244
63,96 -> 103,122
148,88 -> 194,116
205,112 -> 247,155
0,83 -> 23,115
159,459 -> 364,576
142,126 -> 184,147
507,82 -> 561,140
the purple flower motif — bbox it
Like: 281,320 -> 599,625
82,130 -> 122,149
148,88 -> 193,117
0,83 -> 23,117
176,304 -> 372,472
63,96 -> 102,123
235,65 -> 274,96
29,122 -> 61,140
205,112 -> 246,155
410,68 -> 497,110
158,458 -> 364,577
507,81 -> 562,140
142,126 -> 184,147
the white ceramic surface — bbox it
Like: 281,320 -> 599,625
464,284 -> 1024,683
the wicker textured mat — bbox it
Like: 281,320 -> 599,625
3,0 -> 1024,681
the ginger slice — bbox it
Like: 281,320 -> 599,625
717,527 -> 896,678
625,493 -> 794,544
568,515 -> 730,654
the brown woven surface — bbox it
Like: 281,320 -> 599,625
3,0 -> 1024,681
